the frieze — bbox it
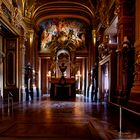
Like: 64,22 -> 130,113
11,7 -> 23,29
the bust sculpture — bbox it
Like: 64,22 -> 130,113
59,63 -> 67,76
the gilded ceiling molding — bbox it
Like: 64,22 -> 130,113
33,9 -> 92,21
34,6 -> 90,18
32,1 -> 94,30
0,0 -> 27,36
34,7 -> 91,17
1,0 -> 12,10
32,1 -> 94,17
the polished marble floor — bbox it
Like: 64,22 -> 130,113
0,94 -> 140,140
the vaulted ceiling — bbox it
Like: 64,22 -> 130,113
21,0 -> 99,30
15,0 -> 117,36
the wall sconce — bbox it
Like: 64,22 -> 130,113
92,30 -> 96,46
0,51 -> 5,58
75,70 -> 81,80
32,69 -> 35,74
47,71 -> 51,77
30,31 -> 34,46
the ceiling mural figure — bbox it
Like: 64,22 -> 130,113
40,18 -> 86,52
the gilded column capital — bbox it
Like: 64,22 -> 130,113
0,0 -> 3,15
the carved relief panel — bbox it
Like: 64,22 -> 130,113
5,39 -> 16,87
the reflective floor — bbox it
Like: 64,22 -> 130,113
0,94 -> 140,140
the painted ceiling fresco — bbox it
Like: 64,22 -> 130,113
40,18 -> 87,52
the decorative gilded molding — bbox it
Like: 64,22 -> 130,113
32,1 -> 93,30
0,0 -> 3,15
11,7 -> 22,26
33,1 -> 94,18
1,2 -> 11,21
0,0 -> 27,36
114,1 -> 120,16
1,0 -> 12,14
19,34 -> 27,50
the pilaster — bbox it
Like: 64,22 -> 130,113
115,0 -> 135,97
19,34 -> 26,102
92,29 -> 97,66
130,0 -> 140,108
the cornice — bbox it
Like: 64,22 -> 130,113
33,1 -> 94,17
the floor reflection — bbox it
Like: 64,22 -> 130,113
0,94 -> 140,140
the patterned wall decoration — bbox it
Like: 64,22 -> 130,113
39,18 -> 87,52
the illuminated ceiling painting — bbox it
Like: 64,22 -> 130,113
40,18 -> 87,52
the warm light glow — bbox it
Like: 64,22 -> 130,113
32,69 -> 35,74
32,84 -> 36,87
30,31 -> 34,45
47,71 -> 51,77
92,30 -> 96,45
76,70 -> 81,80
93,37 -> 96,45
64,71 -> 67,77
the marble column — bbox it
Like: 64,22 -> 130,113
19,35 -> 26,102
115,0 -> 135,98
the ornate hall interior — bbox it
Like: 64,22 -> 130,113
0,0 -> 140,139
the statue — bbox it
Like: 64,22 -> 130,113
91,63 -> 98,102
59,63 -> 67,84
25,63 -> 33,101
122,36 -> 134,101
59,63 -> 67,77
